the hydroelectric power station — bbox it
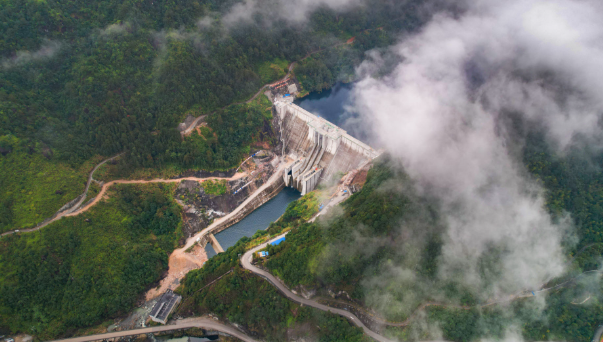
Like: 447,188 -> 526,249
275,100 -> 380,195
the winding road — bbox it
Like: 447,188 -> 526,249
1,154 -> 123,237
65,173 -> 246,218
1,155 -> 248,237
242,233 -> 396,342
48,317 -> 257,342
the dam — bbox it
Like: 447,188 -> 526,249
202,91 -> 380,257
275,100 -> 380,195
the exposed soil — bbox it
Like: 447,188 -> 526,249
145,244 -> 208,301
175,157 -> 277,239
65,174 -> 246,218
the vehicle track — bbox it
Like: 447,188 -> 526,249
1,154 -> 122,237
1,154 -> 246,237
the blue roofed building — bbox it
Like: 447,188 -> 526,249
270,237 -> 285,246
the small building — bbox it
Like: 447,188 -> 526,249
270,237 -> 285,246
149,290 -> 182,324
258,251 -> 269,257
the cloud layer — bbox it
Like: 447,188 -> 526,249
222,0 -> 362,27
352,0 -> 603,300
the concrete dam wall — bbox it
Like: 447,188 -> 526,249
275,101 -> 380,195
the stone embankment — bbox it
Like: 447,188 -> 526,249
185,165 -> 286,251
208,176 -> 285,237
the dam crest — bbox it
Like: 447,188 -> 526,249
275,101 -> 380,195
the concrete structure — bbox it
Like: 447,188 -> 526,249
207,233 -> 224,253
149,290 -> 182,324
275,101 -> 380,195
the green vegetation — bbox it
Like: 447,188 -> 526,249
523,130 -> 603,248
181,267 -> 366,342
0,183 -> 182,339
201,180 -> 227,196
0,137 -> 94,233
265,160 -> 449,320
395,281 -> 603,342
86,181 -> 102,201
258,58 -> 290,84
266,191 -> 319,235
295,29 -> 393,94
178,192 -> 362,341
0,0 -> 431,233
263,151 -> 603,341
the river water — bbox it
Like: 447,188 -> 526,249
205,187 -> 301,257
205,83 -> 352,257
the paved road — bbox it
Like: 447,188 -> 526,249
241,234 -> 396,342
1,154 -> 123,237
48,317 -> 257,342
592,325 -> 603,342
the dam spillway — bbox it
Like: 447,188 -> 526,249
275,101 -> 380,195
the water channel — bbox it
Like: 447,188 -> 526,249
205,188 -> 301,257
205,82 -> 353,257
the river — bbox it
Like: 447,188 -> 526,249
205,187 -> 300,256
205,82 -> 352,257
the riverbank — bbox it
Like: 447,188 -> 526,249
142,157 -> 294,303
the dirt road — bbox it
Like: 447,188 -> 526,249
1,154 -> 123,237
65,173 -> 246,218
143,159 -> 291,301
48,317 -> 257,342
180,159 -> 292,252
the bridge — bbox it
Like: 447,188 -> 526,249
275,101 -> 380,195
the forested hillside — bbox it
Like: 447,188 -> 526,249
0,0 -> 433,231
263,153 -> 603,342
0,0 -> 442,339
174,192 -> 368,341
0,183 -> 182,339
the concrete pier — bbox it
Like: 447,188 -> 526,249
208,233 -> 225,253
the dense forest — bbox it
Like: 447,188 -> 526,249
0,0 -> 434,231
7,1 -> 600,342
0,183 -> 182,339
261,149 -> 603,341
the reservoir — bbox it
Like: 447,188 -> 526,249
205,83 -> 351,257
294,82 -> 363,140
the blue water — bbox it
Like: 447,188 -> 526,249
204,84 -> 354,258
205,187 -> 300,256
294,82 -> 364,140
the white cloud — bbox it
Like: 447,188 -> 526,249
222,0 -> 363,27
351,0 -> 603,300
98,22 -> 133,38
2,40 -> 62,69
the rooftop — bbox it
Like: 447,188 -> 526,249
149,289 -> 182,323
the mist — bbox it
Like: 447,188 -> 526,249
222,0 -> 363,27
1,40 -> 61,69
350,0 -> 603,310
